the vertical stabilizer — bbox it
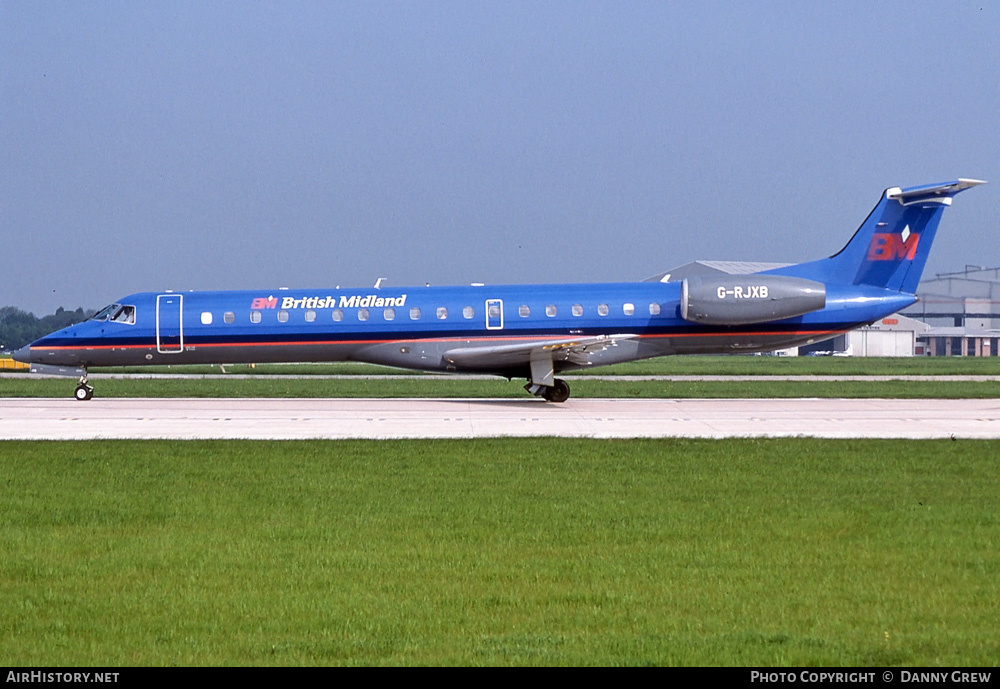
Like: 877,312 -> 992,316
765,179 -> 985,293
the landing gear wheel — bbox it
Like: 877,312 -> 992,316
74,384 -> 94,401
542,378 -> 570,403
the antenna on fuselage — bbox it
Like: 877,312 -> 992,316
374,277 -> 386,289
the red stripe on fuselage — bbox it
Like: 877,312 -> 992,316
27,327 -> 847,353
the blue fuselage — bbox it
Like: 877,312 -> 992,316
18,281 -> 914,375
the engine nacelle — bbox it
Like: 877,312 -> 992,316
680,275 -> 826,325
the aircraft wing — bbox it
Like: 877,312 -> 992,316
442,334 -> 638,370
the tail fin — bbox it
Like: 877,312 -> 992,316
765,179 -> 985,293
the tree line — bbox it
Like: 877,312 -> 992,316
0,306 -> 96,351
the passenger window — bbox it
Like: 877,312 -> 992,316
649,303 -> 661,316
410,307 -> 421,320
437,307 -> 447,319
488,303 -> 501,319
519,305 -> 530,317
623,303 -> 635,316
250,310 -> 262,324
201,312 -> 213,325
224,311 -> 235,324
546,305 -> 557,317
305,309 -> 317,322
278,309 -> 289,323
384,307 -> 395,321
463,306 -> 474,319
358,308 -> 369,321
572,304 -> 583,317
332,309 -> 344,322
598,304 -> 609,316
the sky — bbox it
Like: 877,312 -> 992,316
3,1 -> 999,315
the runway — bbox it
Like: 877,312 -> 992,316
2,397 -> 999,440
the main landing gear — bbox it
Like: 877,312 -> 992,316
74,373 -> 94,401
524,354 -> 571,402
525,378 -> 571,403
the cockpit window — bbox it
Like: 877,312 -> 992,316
92,303 -> 135,324
91,304 -> 119,321
110,305 -> 135,324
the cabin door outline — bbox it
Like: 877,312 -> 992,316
156,294 -> 184,354
485,299 -> 504,330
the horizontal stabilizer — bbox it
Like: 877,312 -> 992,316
887,179 -> 986,205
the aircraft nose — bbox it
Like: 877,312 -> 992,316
11,345 -> 32,364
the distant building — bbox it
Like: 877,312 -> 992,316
799,314 -> 929,357
903,266 -> 1000,356
903,266 -> 1000,329
915,327 -> 1000,357
646,260 -> 793,284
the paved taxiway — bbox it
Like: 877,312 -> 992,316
6,372 -> 1000,381
2,397 -> 999,440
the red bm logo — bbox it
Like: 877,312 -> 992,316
867,232 -> 919,261
251,297 -> 278,309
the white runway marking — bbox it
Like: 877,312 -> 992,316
2,398 -> 999,440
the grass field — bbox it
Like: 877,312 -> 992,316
22,355 -> 1000,374
2,438 -> 997,666
4,355 -> 1000,399
8,354 -> 1000,377
3,375 -> 1000,399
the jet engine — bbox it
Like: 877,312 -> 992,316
680,275 -> 826,325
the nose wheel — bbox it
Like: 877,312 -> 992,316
75,374 -> 94,401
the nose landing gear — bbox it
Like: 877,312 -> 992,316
74,374 -> 94,401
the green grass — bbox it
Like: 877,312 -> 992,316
8,354 -> 1000,377
86,355 -> 1000,376
2,438 -> 997,666
0,356 -> 1000,399
5,355 -> 999,397
2,375 -> 999,399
